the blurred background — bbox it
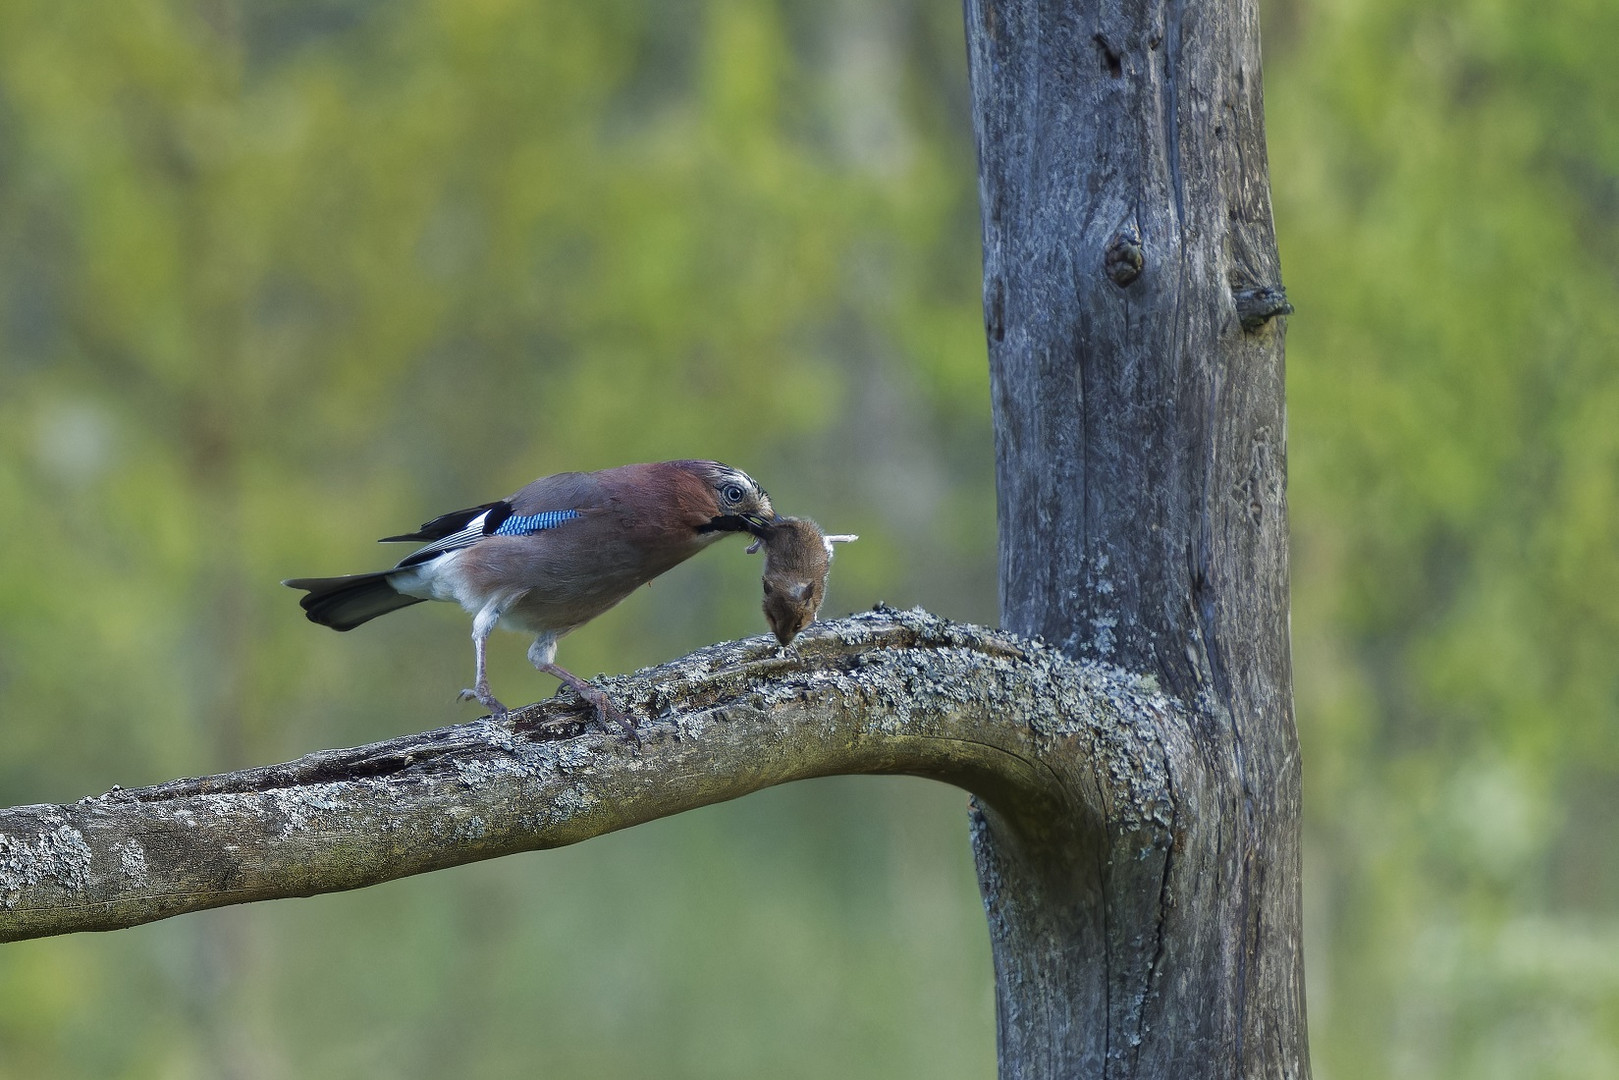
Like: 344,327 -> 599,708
0,0 -> 1614,1076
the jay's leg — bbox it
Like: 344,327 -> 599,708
527,636 -> 637,743
458,603 -> 508,718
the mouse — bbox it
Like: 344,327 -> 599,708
751,516 -> 857,646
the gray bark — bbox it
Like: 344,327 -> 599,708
965,0 -> 1305,1076
1,609 -> 1167,943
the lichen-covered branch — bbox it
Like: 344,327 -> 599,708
0,606 -> 1182,944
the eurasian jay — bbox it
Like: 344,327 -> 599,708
284,460 -> 774,736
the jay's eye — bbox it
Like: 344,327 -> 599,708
722,483 -> 745,504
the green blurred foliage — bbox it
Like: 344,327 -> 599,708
0,0 -> 1614,1076
1269,0 -> 1619,1073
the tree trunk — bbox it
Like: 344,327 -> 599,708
963,0 -> 1304,1076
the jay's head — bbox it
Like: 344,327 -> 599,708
679,460 -> 775,536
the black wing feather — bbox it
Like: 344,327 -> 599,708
379,500 -> 513,543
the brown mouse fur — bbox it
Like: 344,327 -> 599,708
754,517 -> 855,646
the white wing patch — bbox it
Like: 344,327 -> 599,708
395,510 -> 494,567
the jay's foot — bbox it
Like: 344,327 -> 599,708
458,687 -> 509,720
573,685 -> 639,746
539,663 -> 640,746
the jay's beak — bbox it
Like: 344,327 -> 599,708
700,512 -> 774,537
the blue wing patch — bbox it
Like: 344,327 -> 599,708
493,509 -> 581,536
393,506 -> 581,568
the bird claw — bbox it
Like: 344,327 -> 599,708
536,663 -> 640,747
458,687 -> 509,720
578,690 -> 640,748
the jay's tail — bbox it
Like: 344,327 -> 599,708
283,571 -> 425,631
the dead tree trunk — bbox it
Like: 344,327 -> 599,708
0,0 -> 1304,1076
963,0 -> 1303,1076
